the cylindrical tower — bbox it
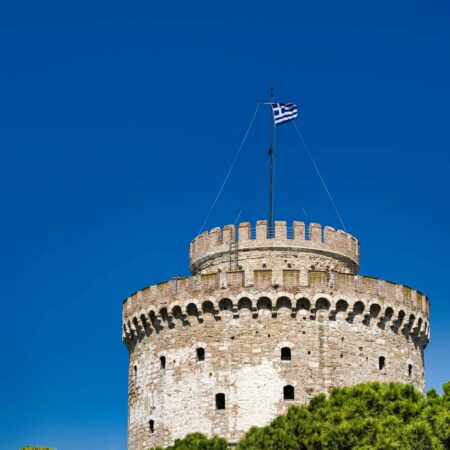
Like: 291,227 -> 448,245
122,220 -> 430,450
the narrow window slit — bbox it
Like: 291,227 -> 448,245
283,385 -> 294,400
196,347 -> 205,362
215,393 -> 225,410
281,347 -> 291,361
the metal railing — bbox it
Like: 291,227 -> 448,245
247,226 -> 309,240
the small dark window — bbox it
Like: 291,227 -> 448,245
197,347 -> 205,361
215,393 -> 225,410
134,365 -> 137,384
408,364 -> 413,378
281,347 -> 291,361
160,356 -> 166,369
149,419 -> 154,433
284,385 -> 295,400
379,356 -> 385,371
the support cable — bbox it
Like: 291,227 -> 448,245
233,156 -> 267,225
198,103 -> 261,235
292,121 -> 347,232
276,153 -> 309,219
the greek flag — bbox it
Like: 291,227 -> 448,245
271,102 -> 298,126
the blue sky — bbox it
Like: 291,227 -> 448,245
1,1 -> 449,449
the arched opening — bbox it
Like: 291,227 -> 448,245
379,307 -> 394,329
281,347 -> 291,361
315,297 -> 330,322
370,303 -> 381,317
276,296 -> 292,311
186,303 -> 199,317
296,298 -> 310,312
219,298 -> 233,311
197,347 -> 205,362
257,297 -> 272,310
283,385 -> 294,400
335,299 -> 348,314
202,301 -> 215,317
238,297 -> 252,310
140,314 -> 148,329
238,297 -> 252,317
257,297 -> 272,318
408,364 -> 413,378
160,356 -> 166,370
149,419 -> 154,434
215,393 -> 225,410
172,305 -> 184,322
219,298 -> 233,320
133,365 -> 137,384
379,356 -> 385,371
316,297 -> 331,311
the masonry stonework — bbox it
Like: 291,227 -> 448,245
122,220 -> 430,450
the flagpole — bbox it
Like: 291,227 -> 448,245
268,87 -> 274,237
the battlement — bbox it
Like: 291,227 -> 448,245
190,220 -> 359,275
122,270 -> 429,335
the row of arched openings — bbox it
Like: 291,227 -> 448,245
128,297 -> 428,343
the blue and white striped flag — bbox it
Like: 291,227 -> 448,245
271,102 -> 298,126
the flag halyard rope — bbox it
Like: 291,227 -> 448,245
198,103 -> 261,235
292,121 -> 347,232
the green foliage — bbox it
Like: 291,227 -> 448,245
151,382 -> 450,450
21,447 -> 55,450
152,432 -> 228,450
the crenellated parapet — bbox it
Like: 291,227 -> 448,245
189,221 -> 359,275
122,270 -> 430,348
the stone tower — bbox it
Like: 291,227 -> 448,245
122,220 -> 430,450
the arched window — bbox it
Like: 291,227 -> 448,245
215,393 -> 225,410
149,420 -> 154,434
281,347 -> 291,361
197,347 -> 205,362
160,356 -> 166,370
133,365 -> 137,384
283,385 -> 294,400
408,364 -> 413,378
379,356 -> 385,371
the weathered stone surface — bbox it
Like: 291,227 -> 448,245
122,220 -> 429,450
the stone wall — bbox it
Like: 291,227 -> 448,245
124,278 -> 429,449
122,221 -> 429,450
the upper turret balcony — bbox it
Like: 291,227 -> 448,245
190,220 -> 359,275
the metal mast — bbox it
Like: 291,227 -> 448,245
268,87 -> 275,237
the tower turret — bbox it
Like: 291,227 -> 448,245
190,220 -> 359,275
122,220 -> 429,450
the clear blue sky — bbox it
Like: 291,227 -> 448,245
1,1 -> 449,449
